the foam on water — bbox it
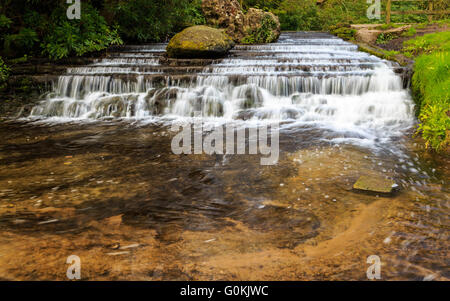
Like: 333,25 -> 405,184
29,32 -> 415,148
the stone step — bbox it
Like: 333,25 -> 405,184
65,63 -> 383,75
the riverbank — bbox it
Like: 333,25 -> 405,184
348,22 -> 449,154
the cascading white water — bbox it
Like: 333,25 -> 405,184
30,32 -> 415,146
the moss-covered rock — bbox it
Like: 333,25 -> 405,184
353,175 -> 397,194
242,8 -> 281,44
166,26 -> 235,59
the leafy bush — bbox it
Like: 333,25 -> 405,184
317,0 -> 371,29
376,32 -> 396,44
109,0 -> 205,43
242,15 -> 279,44
3,28 -> 39,56
0,14 -> 12,29
42,5 -> 122,59
272,0 -> 320,31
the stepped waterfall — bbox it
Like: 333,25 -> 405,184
30,32 -> 415,148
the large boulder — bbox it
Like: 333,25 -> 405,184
202,0 -> 280,44
243,8 -> 281,44
166,25 -> 235,58
202,0 -> 246,43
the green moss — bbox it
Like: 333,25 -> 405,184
353,175 -> 396,194
166,26 -> 234,58
329,24 -> 356,41
356,43 -> 404,65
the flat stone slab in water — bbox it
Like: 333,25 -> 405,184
353,176 -> 396,194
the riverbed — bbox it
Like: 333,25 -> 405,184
0,32 -> 448,280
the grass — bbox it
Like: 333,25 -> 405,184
401,27 -> 417,37
403,31 -> 450,57
405,32 -> 450,151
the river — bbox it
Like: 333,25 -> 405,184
0,32 -> 448,280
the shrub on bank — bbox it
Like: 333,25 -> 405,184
242,14 -> 280,44
42,5 -> 122,59
108,0 -> 205,43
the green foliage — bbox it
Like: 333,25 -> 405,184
110,0 -> 205,43
381,49 -> 400,60
403,31 -> 450,57
408,33 -> 450,151
242,15 -> 278,44
376,32 -> 396,44
329,24 -> 356,41
272,0 -> 320,31
0,14 -> 12,29
42,5 -> 122,59
318,0 -> 371,29
0,56 -> 10,90
3,28 -> 39,56
243,0 -> 283,11
401,27 -> 417,38
7,55 -> 29,65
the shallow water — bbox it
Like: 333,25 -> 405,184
0,32 -> 448,280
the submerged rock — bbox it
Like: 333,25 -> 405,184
166,26 -> 235,59
353,175 -> 397,194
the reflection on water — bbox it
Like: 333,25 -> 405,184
0,120 -> 448,280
